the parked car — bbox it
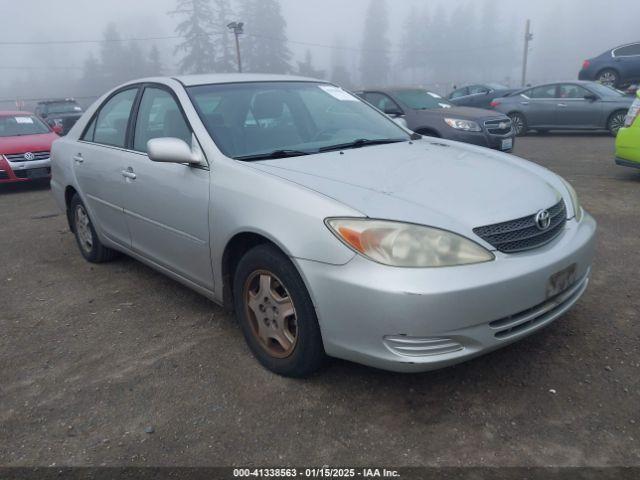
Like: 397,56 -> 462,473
490,81 -> 634,136
355,88 -> 515,152
615,91 -> 640,169
35,98 -> 83,135
579,42 -> 640,88
448,83 -> 517,109
0,111 -> 59,183
51,75 -> 595,377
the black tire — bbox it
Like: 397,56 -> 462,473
69,194 -> 118,263
607,110 -> 627,136
508,112 -> 528,136
597,68 -> 620,88
233,244 -> 326,377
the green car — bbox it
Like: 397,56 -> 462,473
616,92 -> 640,169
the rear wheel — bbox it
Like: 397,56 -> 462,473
233,244 -> 326,377
69,194 -> 118,263
508,113 -> 528,136
608,110 -> 627,136
597,68 -> 620,88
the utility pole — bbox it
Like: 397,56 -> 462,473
521,19 -> 533,87
227,22 -> 244,73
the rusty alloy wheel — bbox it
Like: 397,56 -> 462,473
243,270 -> 298,358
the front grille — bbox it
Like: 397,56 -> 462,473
13,167 -> 50,179
0,170 -> 8,180
489,273 -> 589,339
484,119 -> 512,135
4,151 -> 50,162
473,200 -> 567,253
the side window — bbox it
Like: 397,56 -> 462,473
92,89 -> 137,148
450,88 -> 469,99
134,87 -> 192,152
559,84 -> 590,99
614,43 -> 640,57
82,117 -> 97,142
469,85 -> 489,95
363,93 -> 401,113
527,85 -> 558,99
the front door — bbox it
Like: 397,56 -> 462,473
556,84 -> 602,128
122,86 -> 213,290
73,87 -> 139,248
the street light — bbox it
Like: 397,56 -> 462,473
227,21 -> 244,73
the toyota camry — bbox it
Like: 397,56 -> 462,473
50,75 -> 596,377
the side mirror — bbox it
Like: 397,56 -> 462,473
384,107 -> 403,117
147,136 -> 204,165
392,117 -> 408,129
584,93 -> 598,102
52,124 -> 63,135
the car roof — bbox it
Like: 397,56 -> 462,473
0,111 -> 35,116
172,73 -> 324,87
37,98 -> 77,104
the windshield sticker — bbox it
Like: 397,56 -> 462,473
15,117 -> 34,124
428,92 -> 443,99
439,103 -> 452,109
319,85 -> 359,102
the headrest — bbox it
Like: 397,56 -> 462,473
252,91 -> 287,120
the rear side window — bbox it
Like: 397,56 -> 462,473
469,85 -> 489,94
525,85 -> 558,99
89,89 -> 138,147
558,84 -> 590,99
614,43 -> 640,57
133,87 -> 192,153
450,88 -> 469,99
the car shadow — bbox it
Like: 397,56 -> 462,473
527,130 -> 612,138
0,179 -> 51,195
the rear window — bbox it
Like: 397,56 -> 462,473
0,115 -> 50,137
44,102 -> 82,114
614,43 -> 640,57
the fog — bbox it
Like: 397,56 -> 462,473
0,0 -> 637,109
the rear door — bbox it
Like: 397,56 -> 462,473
122,85 -> 213,289
520,84 -> 560,127
73,87 -> 139,248
556,84 -> 602,128
613,43 -> 640,82
449,87 -> 470,106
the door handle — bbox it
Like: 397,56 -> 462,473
558,103 -> 568,108
121,168 -> 136,180
73,154 -> 84,164
520,101 -> 529,105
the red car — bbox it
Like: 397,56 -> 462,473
0,111 -> 61,184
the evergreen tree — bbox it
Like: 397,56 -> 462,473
147,45 -> 164,76
330,38 -> 353,89
212,0 -> 236,72
125,41 -> 148,80
360,0 -> 390,85
297,50 -> 325,79
240,0 -> 291,74
171,0 -> 217,74
399,4 -> 424,83
99,23 -> 128,88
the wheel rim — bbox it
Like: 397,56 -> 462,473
599,71 -> 617,86
75,205 -> 93,253
244,270 -> 298,359
511,115 -> 525,135
610,113 -> 626,134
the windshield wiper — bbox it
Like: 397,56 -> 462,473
235,149 -> 312,161
318,138 -> 407,153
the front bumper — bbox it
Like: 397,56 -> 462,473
0,155 -> 51,183
615,125 -> 640,165
296,213 -> 596,373
447,128 -> 515,152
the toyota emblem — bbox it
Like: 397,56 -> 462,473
23,152 -> 35,161
535,209 -> 551,230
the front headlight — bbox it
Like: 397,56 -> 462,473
444,118 -> 482,132
326,218 -> 494,268
561,178 -> 583,222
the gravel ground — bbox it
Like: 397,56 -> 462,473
1,134 -> 639,467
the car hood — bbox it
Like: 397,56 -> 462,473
0,132 -> 58,155
421,106 -> 507,120
249,139 -> 563,241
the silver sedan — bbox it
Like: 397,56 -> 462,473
51,75 -> 596,377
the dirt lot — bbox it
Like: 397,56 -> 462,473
1,135 -> 639,467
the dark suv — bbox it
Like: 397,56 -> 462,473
356,88 -> 515,152
579,42 -> 640,88
34,99 -> 83,135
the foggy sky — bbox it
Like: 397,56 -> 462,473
0,0 -> 638,101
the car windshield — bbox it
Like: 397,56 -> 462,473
588,83 -> 625,97
0,115 -> 50,137
390,89 -> 453,110
46,102 -> 82,114
187,82 -> 411,160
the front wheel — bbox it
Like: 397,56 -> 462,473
508,113 -> 528,136
608,111 -> 627,136
69,194 -> 118,263
233,244 -> 326,377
